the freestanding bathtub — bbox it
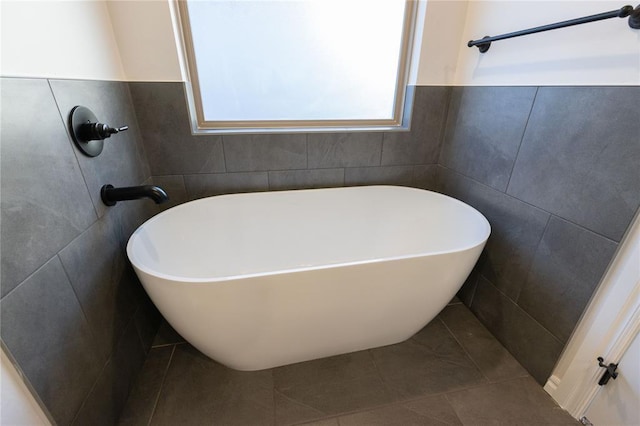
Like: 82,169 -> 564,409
127,186 -> 490,370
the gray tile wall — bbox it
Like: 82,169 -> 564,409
1,78 -> 162,425
128,82 -> 639,387
438,86 -> 640,384
128,83 -> 448,200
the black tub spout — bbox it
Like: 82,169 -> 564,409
101,184 -> 169,206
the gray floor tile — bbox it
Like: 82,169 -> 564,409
275,391 -> 325,426
73,318 -> 146,426
471,277 -> 564,385
371,320 -> 486,398
118,346 -> 174,426
151,344 -> 274,426
118,304 -> 571,425
296,419 -> 339,426
152,320 -> 186,347
337,394 -> 462,425
277,374 -> 399,417
446,376 -> 578,425
402,394 -> 463,425
439,305 -> 528,382
274,351 -> 378,391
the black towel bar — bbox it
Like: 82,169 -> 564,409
468,4 -> 640,53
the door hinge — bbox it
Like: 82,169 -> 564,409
597,356 -> 619,386
580,416 -> 594,426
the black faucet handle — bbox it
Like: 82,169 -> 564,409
80,122 -> 128,142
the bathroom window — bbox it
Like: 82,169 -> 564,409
178,0 -> 417,133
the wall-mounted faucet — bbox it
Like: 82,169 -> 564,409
101,185 -> 169,206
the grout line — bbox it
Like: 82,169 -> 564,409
505,86 -> 539,194
220,135 -> 228,173
466,272 -> 479,308
438,163 -> 620,244
476,275 -> 565,346
70,356 -> 111,426
437,316 -> 491,384
436,86 -> 454,166
46,79 -> 101,220
56,253 -> 109,361
147,344 -> 176,426
513,213 -> 552,304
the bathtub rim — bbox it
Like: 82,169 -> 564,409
126,185 -> 491,284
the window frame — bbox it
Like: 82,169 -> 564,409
176,0 -> 418,134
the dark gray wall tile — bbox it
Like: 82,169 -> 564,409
1,78 -> 96,297
223,133 -> 307,172
73,318 -> 146,426
111,177 -> 161,246
344,165 -> 415,186
440,87 -> 537,191
518,217 -> 618,342
128,82 -> 225,175
118,346 -> 174,426
470,277 -> 564,384
133,290 -> 163,354
507,87 -> 640,241
58,214 -> 137,359
308,132 -> 382,168
268,168 -> 344,191
1,257 -> 104,425
381,86 -> 449,165
184,172 -> 269,199
457,266 -> 480,306
440,168 -> 550,300
152,175 -> 188,212
49,79 -> 151,218
412,164 -> 440,191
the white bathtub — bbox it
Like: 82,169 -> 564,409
127,186 -> 490,370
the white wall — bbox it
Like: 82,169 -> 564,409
0,0 -> 125,80
1,1 -> 638,84
1,348 -> 51,425
450,0 -> 640,86
416,0 -> 470,85
106,0 -> 184,81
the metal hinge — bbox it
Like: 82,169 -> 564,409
580,416 -> 594,426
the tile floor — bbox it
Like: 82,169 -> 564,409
118,300 -> 578,425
